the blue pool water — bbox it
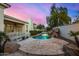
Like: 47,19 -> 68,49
32,35 -> 50,40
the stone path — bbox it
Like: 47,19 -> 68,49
14,37 -> 69,56
6,50 -> 26,56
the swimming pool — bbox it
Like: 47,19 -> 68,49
32,33 -> 50,40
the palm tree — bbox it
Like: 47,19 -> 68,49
0,32 -> 10,55
74,16 -> 79,23
58,7 -> 71,25
47,4 -> 71,28
50,4 -> 58,27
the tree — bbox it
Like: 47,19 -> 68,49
58,7 -> 71,25
47,4 -> 71,28
73,16 -> 79,24
37,24 -> 45,30
46,26 -> 51,31
50,4 -> 58,27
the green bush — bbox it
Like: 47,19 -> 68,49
0,31 -> 10,54
46,27 -> 51,32
70,31 -> 79,47
30,30 -> 42,36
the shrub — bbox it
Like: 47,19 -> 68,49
70,31 -> 79,47
46,27 -> 51,32
0,31 -> 10,54
30,30 -> 42,36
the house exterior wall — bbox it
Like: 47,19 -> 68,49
0,7 -> 4,32
0,3 -> 10,32
33,24 -> 37,30
0,3 -> 30,41
4,16 -> 29,41
27,19 -> 34,32
4,20 -> 24,33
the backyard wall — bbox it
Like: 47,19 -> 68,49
59,23 -> 79,42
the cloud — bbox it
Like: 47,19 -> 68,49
4,3 -> 47,25
4,3 -> 79,25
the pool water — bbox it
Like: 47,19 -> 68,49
32,35 -> 50,40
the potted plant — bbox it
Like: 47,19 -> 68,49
0,31 -> 10,55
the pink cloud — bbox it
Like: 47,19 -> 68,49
4,3 -> 47,25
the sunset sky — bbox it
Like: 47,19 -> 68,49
4,3 -> 79,25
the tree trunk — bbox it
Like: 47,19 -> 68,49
0,38 -> 9,55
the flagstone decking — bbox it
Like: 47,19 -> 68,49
11,37 -> 68,56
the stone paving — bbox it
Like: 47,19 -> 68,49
14,37 -> 69,56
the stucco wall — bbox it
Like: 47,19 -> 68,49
0,8 -> 4,32
27,19 -> 34,32
59,23 -> 79,42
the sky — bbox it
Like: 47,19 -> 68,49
4,3 -> 79,26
